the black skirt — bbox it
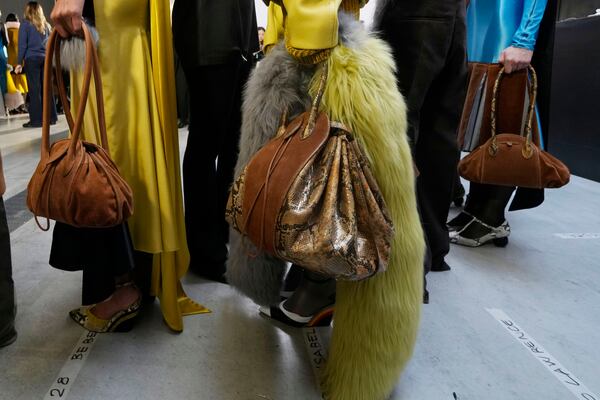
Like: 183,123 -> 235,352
50,222 -> 136,304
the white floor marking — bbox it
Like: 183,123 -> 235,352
303,327 -> 328,396
487,309 -> 598,400
43,330 -> 99,400
554,233 -> 600,240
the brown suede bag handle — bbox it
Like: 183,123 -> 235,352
489,65 -> 538,159
42,22 -> 109,162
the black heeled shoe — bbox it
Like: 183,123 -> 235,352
0,324 -> 17,348
259,301 -> 334,328
22,121 -> 42,128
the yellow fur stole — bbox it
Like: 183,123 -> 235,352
315,28 -> 425,400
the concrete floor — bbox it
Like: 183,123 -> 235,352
1,116 -> 599,400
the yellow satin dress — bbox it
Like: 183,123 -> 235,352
73,0 -> 208,331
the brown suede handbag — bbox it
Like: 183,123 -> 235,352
27,24 -> 133,230
458,66 -> 570,189
226,68 -> 394,281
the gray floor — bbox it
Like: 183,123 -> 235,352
1,117 -> 599,400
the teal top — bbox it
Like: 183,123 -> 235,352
467,0 -> 548,62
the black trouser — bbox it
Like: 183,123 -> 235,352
175,52 -> 189,125
379,0 -> 468,272
0,198 -> 16,344
24,57 -> 57,126
50,222 -> 151,305
182,59 -> 252,278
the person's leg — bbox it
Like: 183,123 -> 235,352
260,267 -> 335,326
83,224 -> 140,318
379,7 -> 456,276
41,59 -> 58,124
182,63 -> 242,281
452,182 -> 514,244
382,3 -> 467,272
282,264 -> 304,296
0,197 -> 16,347
24,58 -> 42,126
215,60 -> 252,259
67,224 -> 142,332
281,270 -> 335,317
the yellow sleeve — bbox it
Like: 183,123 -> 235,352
264,2 -> 285,52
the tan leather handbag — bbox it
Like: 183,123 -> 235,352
226,67 -> 394,281
458,66 -> 570,189
27,24 -> 133,230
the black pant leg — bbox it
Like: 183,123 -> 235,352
24,58 -> 57,125
466,183 -> 515,226
50,223 -> 136,305
215,61 -> 252,248
0,198 -> 16,343
182,60 -> 249,278
380,2 -> 467,272
25,58 -> 43,125
416,5 -> 468,270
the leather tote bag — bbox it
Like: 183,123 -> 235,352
458,66 -> 570,189
27,24 -> 133,230
226,67 -> 394,281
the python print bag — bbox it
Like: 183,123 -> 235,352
226,67 -> 393,280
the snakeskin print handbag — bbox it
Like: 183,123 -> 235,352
226,67 -> 394,281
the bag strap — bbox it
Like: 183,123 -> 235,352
42,23 -> 109,161
490,65 -> 538,159
302,64 -> 328,139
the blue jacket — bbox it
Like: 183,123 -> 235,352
17,20 -> 48,64
467,0 -> 548,63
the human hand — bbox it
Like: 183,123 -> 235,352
14,65 -> 22,74
499,46 -> 533,74
51,0 -> 85,38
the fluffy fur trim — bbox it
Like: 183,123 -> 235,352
315,16 -> 425,400
55,24 -> 100,71
225,43 -> 314,306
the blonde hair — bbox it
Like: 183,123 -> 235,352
24,2 -> 50,35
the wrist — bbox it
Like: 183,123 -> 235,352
510,41 -> 535,52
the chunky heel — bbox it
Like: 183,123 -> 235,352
493,237 -> 509,247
